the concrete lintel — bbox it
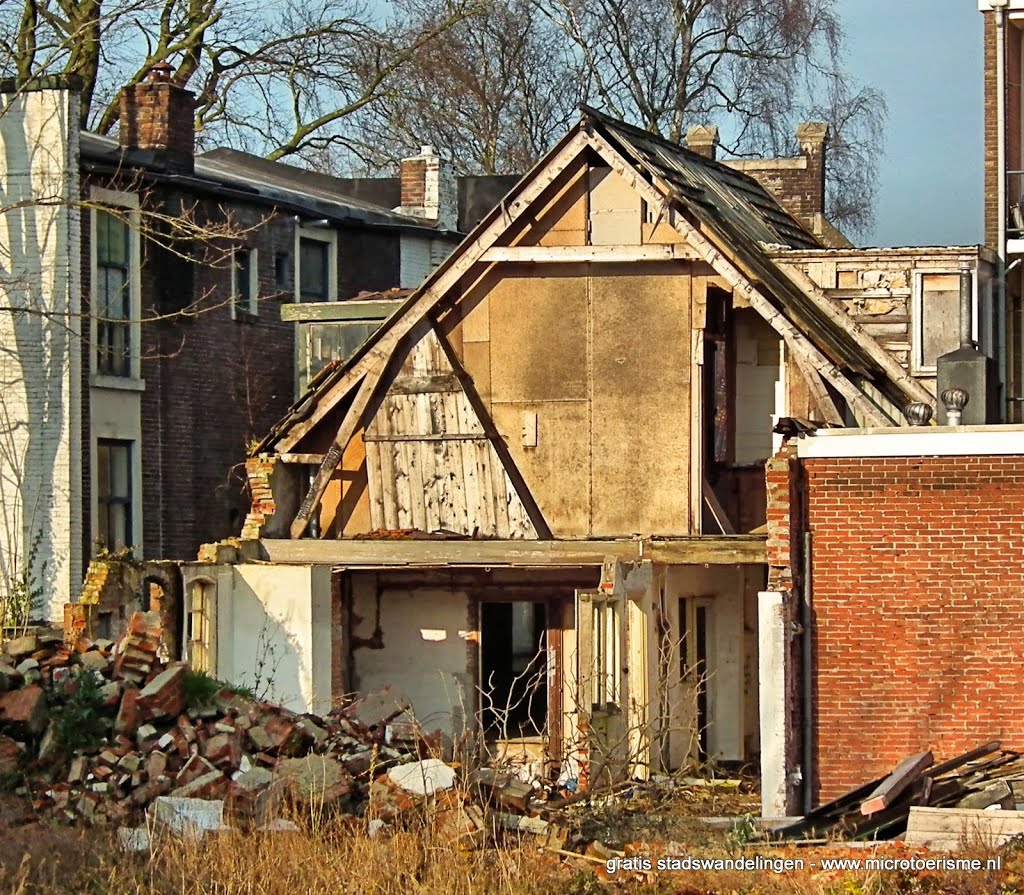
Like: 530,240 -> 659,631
258,537 -> 767,567
797,425 -> 1024,459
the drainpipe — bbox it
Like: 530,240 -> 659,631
801,530 -> 814,814
995,0 -> 1009,415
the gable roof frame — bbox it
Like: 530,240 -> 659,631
578,118 -> 935,415
263,106 -> 941,473
268,129 -> 596,456
577,126 -> 895,426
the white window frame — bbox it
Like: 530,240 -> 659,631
185,578 -> 217,674
912,269 -> 977,374
230,246 -> 259,319
294,226 -> 338,302
90,187 -> 143,386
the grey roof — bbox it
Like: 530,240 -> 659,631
79,132 -> 452,235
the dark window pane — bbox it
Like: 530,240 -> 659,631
96,439 -> 132,551
299,238 -> 329,301
234,249 -> 252,311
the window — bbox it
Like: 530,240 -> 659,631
591,597 -> 621,711
299,237 -> 330,301
914,272 -> 972,372
96,439 -> 133,551
95,209 -> 132,376
186,580 -> 216,673
231,247 -> 258,318
295,226 -> 337,303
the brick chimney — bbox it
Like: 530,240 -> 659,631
119,62 -> 195,174
795,122 -> 829,218
397,146 -> 457,230
686,125 -> 720,160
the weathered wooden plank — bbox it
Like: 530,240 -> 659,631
481,244 -> 700,263
860,751 -> 933,816
925,742 -> 1001,779
290,367 -> 381,538
790,345 -> 845,426
905,807 -> 1024,851
259,536 -> 767,566
702,478 -> 736,535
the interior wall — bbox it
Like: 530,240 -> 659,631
457,263 -> 692,537
662,564 -> 760,764
734,309 -> 784,466
349,572 -> 472,738
210,563 -> 333,715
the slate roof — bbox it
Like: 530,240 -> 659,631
79,132 -> 450,235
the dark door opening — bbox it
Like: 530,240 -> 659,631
480,601 -> 548,737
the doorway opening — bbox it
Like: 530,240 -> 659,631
480,601 -> 548,737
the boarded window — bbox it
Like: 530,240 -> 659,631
918,273 -> 963,369
95,210 -> 132,376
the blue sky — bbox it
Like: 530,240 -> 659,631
842,0 -> 984,246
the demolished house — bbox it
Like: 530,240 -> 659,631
65,107 -> 996,811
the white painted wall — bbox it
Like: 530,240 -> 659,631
350,573 -> 471,737
758,590 -> 789,818
734,310 -> 784,465
0,86 -> 82,621
212,564 -> 333,715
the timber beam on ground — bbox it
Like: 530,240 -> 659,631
257,536 -> 767,567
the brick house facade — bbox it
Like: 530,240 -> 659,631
0,71 -> 459,622
765,426 -> 1024,807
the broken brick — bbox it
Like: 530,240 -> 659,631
176,753 -> 217,788
136,664 -> 186,721
0,684 -> 48,736
114,688 -> 140,734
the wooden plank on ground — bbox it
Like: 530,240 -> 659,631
925,742 -> 1001,779
861,751 -> 933,816
905,806 -> 1024,851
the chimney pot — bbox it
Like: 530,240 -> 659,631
686,124 -> 720,160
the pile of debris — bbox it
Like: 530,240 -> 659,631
772,741 -> 1024,841
0,612 -> 469,830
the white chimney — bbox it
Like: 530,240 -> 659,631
397,146 -> 457,231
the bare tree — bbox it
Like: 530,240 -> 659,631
533,0 -> 885,235
360,0 -> 586,175
0,0 -> 478,163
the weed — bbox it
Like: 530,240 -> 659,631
50,669 -> 108,755
182,669 -> 222,707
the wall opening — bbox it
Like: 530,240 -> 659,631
480,601 -> 548,738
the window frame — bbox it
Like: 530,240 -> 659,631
912,269 -> 978,374
90,188 -> 142,385
95,438 -> 134,552
230,246 -> 259,319
294,226 -> 337,303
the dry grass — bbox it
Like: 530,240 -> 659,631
1,809 -> 1022,895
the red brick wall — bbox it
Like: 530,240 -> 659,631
805,454 -> 1024,801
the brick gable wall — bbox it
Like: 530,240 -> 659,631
804,454 -> 1024,801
